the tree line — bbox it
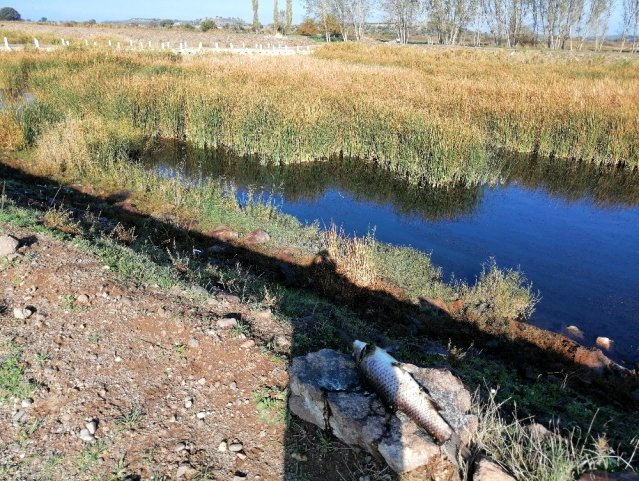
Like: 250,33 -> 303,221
251,0 -> 639,50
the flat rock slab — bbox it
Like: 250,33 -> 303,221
289,348 -> 476,476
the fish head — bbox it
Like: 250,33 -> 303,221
352,340 -> 369,363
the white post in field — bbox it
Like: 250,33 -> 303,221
129,40 -> 134,47
34,38 -> 40,49
108,39 -> 112,47
117,42 -> 121,49
199,42 -> 203,49
4,37 -> 10,50
93,41 -> 97,47
85,39 -> 89,47
229,42 -> 233,49
215,42 -> 219,50
148,41 -> 152,48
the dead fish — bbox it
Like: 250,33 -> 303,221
353,340 -> 454,443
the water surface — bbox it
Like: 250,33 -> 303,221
146,146 -> 639,365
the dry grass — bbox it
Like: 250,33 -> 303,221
465,390 -> 638,480
2,41 -> 637,186
324,224 -> 377,288
459,258 -> 540,326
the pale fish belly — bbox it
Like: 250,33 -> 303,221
359,347 -> 454,443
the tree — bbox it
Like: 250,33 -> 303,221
430,0 -> 478,44
332,0 -> 352,40
0,7 -> 21,21
620,0 -> 638,50
286,0 -> 294,33
583,0 -> 612,50
305,0 -> 334,41
347,0 -> 373,40
274,0 -> 280,33
253,0 -> 260,31
380,0 -> 425,43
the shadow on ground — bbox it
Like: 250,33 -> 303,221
2,162 -> 638,480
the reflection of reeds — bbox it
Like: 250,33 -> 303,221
2,44 -> 636,187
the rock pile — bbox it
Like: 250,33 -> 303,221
288,349 -> 477,477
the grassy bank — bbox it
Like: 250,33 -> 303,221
1,44 -> 637,187
1,196 -> 637,479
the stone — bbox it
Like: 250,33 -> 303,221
176,463 -> 197,480
288,348 -> 474,475
473,457 -> 516,481
86,420 -> 98,435
196,411 -> 206,419
240,340 -> 255,349
218,441 -> 228,452
574,347 -> 612,373
564,325 -> 584,338
216,318 -> 237,329
229,442 -> 243,452
76,294 -> 90,305
578,472 -> 639,481
12,409 -> 26,425
0,235 -> 19,257
596,337 -> 614,350
243,229 -> 270,244
377,414 -> 442,473
21,398 -> 34,408
208,227 -> 239,242
79,428 -> 95,443
184,397 -> 193,409
13,307 -> 34,320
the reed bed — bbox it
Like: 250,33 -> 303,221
2,44 -> 637,187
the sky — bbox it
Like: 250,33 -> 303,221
8,0 -> 307,23
7,0 -> 625,32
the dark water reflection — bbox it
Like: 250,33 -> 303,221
144,144 -> 639,365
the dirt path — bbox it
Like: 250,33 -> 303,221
1,224 -> 296,480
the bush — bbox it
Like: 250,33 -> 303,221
200,20 -> 217,32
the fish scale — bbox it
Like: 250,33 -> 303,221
355,341 -> 454,444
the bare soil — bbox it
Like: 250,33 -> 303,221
1,224 -> 295,480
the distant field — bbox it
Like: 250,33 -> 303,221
1,29 -> 638,186
0,22 -> 312,47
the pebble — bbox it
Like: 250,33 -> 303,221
229,442 -> 243,452
12,409 -> 26,424
79,428 -> 95,443
188,337 -> 199,348
184,397 -> 193,409
114,356 -> 123,363
229,381 -> 237,390
13,307 -> 34,320
218,441 -> 228,452
196,411 -> 206,419
86,420 -> 98,435
76,294 -> 90,305
595,336 -> 613,350
21,398 -> 34,408
233,473 -> 247,481
240,340 -> 255,349
217,317 -> 238,329
175,442 -> 187,453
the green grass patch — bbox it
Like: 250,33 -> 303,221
0,341 -> 35,403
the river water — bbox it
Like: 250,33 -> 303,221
146,145 -> 639,366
